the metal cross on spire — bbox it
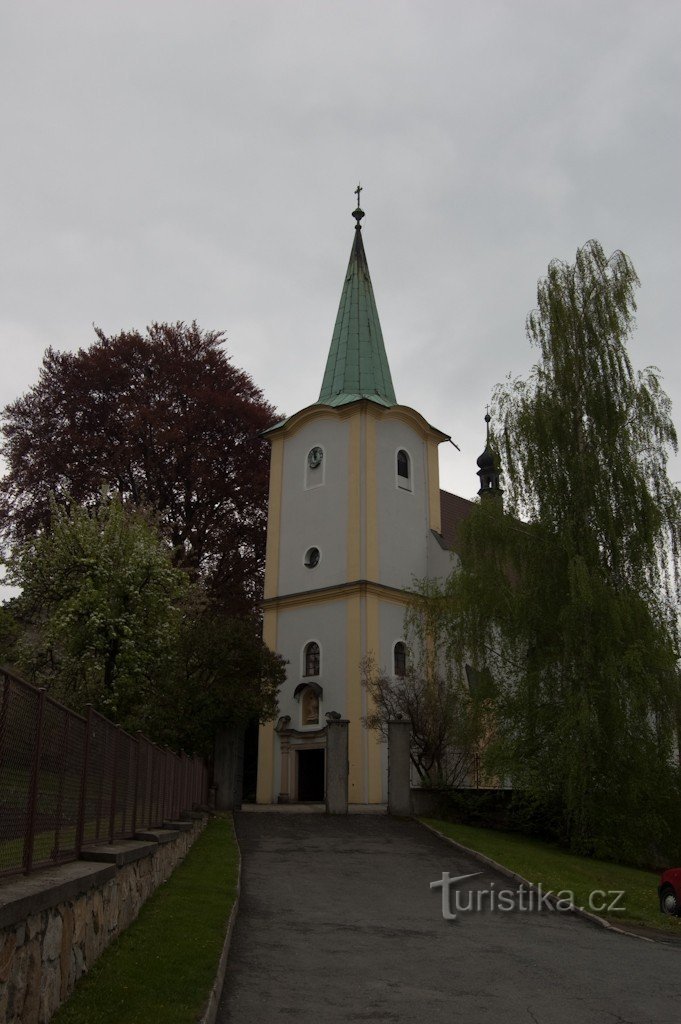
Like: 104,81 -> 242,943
352,182 -> 365,226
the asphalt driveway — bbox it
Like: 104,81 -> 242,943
217,812 -> 680,1023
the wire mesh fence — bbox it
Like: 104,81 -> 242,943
0,667 -> 209,878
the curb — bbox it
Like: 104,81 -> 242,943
418,818 -> 653,943
200,816 -> 243,1024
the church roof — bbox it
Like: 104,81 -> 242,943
439,489 -> 475,552
318,209 -> 397,408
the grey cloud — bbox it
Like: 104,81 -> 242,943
1,0 -> 678,559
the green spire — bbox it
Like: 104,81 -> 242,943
318,199 -> 397,408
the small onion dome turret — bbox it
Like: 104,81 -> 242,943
477,413 -> 503,501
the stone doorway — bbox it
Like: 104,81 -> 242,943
297,748 -> 325,802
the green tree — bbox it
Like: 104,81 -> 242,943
4,491 -> 188,725
0,599 -> 20,666
0,321 -> 277,613
142,607 -> 286,758
3,491 -> 284,753
447,240 -> 681,864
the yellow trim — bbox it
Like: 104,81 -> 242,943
263,401 -> 360,437
266,398 -> 450,444
256,608 -> 278,804
263,437 -> 284,600
346,592 -> 364,803
427,438 -> 442,534
365,412 -> 379,581
365,592 -> 384,803
262,579 -> 412,611
347,412 -> 361,580
364,401 -> 450,442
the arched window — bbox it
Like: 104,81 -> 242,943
394,641 -> 407,677
304,641 -> 320,677
301,687 -> 320,726
396,449 -> 412,490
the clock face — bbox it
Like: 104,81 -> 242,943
308,446 -> 324,469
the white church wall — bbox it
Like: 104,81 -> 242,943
374,419 -> 430,589
427,531 -> 457,582
375,599 -> 411,803
278,417 -> 350,595
275,600 -> 348,724
376,600 -> 409,675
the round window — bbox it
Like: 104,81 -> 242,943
304,547 -> 320,569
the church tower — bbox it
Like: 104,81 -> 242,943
256,196 -> 453,805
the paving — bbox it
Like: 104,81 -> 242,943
217,812 -> 681,1023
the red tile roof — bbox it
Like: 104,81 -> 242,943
439,489 -> 476,552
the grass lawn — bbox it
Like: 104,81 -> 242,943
52,814 -> 239,1024
422,818 -> 681,937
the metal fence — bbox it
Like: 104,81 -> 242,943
0,666 -> 209,878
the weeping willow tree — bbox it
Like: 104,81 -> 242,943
449,240 -> 681,864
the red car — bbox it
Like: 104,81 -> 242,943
659,869 -> 681,915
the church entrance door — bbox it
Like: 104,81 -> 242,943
297,748 -> 325,802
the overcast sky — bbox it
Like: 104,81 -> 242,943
1,0 -> 679,598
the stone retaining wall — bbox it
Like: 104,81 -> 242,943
0,817 -> 207,1024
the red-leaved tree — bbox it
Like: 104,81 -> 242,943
0,322 -> 278,612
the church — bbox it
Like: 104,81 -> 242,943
255,195 -> 499,806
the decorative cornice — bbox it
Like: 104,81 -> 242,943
261,578 -> 413,611
262,397 -> 450,444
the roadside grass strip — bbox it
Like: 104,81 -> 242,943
53,815 -> 239,1024
422,818 -> 681,936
